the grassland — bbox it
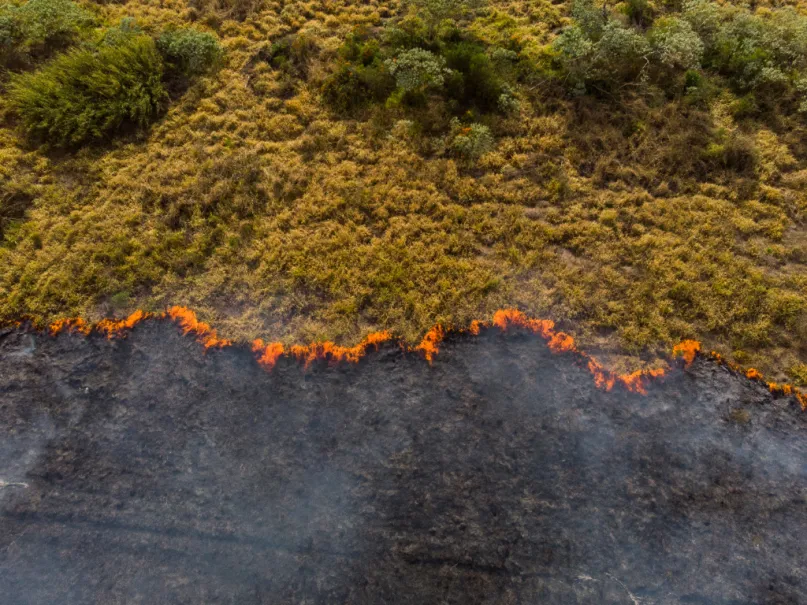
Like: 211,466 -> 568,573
1,0 -> 806,381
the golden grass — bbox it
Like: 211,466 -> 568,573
1,0 -> 806,381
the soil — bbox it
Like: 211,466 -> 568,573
0,322 -> 805,604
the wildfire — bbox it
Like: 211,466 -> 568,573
286,331 -> 393,368
415,325 -> 445,363
19,306 -> 805,410
672,340 -> 701,366
96,310 -> 151,338
166,306 -> 232,349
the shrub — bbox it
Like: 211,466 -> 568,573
409,0 -> 484,36
386,48 -> 451,93
448,118 -> 494,159
596,20 -> 649,76
8,34 -> 167,146
157,27 -> 222,79
0,0 -> 93,65
322,62 -> 395,113
266,33 -> 320,79
571,0 -> 606,40
442,41 -> 504,109
553,20 -> 648,91
649,16 -> 703,71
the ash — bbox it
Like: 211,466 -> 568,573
0,323 -> 805,604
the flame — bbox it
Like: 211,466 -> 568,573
96,310 -> 151,338
672,340 -> 701,366
166,306 -> 231,349
49,317 -> 91,336
746,368 -> 763,380
416,325 -> 445,363
492,309 -> 555,339
18,306 -> 805,410
287,331 -> 393,368
251,339 -> 285,371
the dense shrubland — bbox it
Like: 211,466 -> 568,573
1,0 -> 807,384
1,0 -> 221,146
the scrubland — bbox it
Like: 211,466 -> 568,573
1,0 -> 806,380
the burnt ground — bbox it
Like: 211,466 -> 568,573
0,322 -> 805,605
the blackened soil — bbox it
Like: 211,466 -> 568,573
0,323 -> 805,604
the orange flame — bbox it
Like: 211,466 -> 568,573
166,306 -> 232,349
49,317 -> 91,336
672,340 -> 701,366
96,310 -> 151,338
746,368 -> 763,380
251,339 -> 285,371
416,325 -> 445,363
20,306 -> 806,410
287,331 -> 393,368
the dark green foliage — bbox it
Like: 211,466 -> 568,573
321,61 -> 395,113
0,0 -> 94,67
321,31 -> 394,113
8,34 -> 167,146
552,0 -> 807,108
442,41 -> 504,110
157,27 -> 222,79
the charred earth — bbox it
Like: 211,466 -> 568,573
0,322 -> 805,604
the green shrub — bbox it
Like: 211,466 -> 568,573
266,32 -> 319,79
385,48 -> 451,93
157,27 -> 222,79
552,19 -> 649,92
649,16 -> 703,71
322,61 -> 395,113
8,34 -> 167,146
0,0 -> 93,65
409,0 -> 484,37
448,118 -> 494,159
442,41 -> 504,110
686,3 -> 807,96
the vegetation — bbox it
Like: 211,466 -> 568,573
0,0 -> 94,67
8,35 -> 167,146
0,0 -> 806,384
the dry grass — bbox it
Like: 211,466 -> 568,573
1,0 -> 806,381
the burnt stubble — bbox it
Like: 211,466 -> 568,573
0,323 -> 805,604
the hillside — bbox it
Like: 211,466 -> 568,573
1,0 -> 806,380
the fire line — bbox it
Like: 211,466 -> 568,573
8,306 -> 802,410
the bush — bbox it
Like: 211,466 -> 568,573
8,35 -> 167,146
157,27 -> 222,79
448,118 -> 494,159
0,0 -> 93,65
385,48 -> 451,93
649,16 -> 703,71
409,0 -> 484,37
322,62 -> 395,113
442,41 -> 504,110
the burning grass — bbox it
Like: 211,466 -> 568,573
32,305 -> 807,409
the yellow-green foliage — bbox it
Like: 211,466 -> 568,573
1,0 -> 807,382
